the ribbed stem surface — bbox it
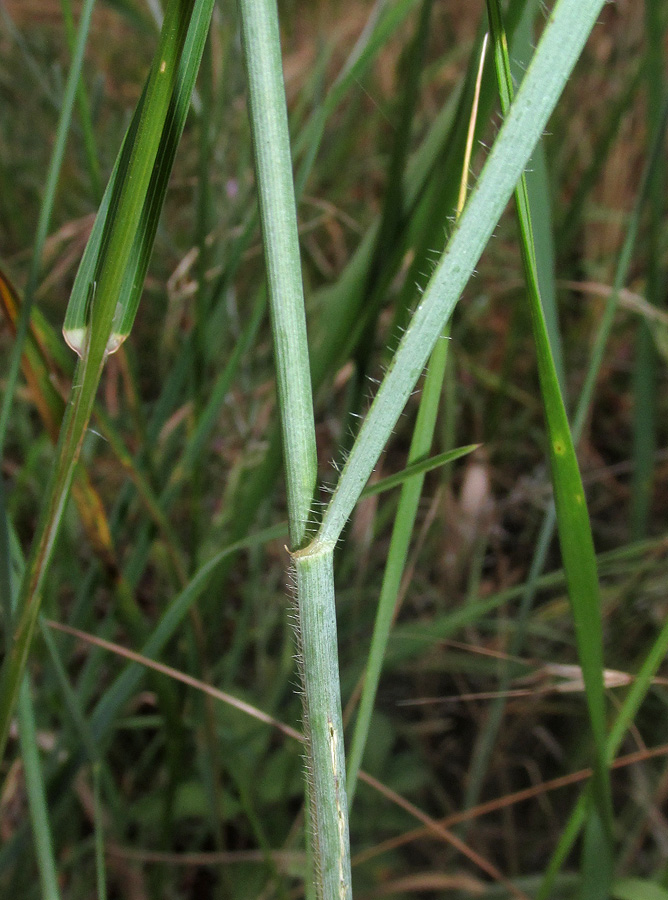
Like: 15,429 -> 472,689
293,543 -> 351,900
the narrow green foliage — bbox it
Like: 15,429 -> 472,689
8,540 -> 62,900
293,0 -> 423,195
60,0 -> 102,200
509,0 -> 565,394
461,2 -> 568,820
17,677 -> 62,900
87,523 -> 286,745
0,0 -> 97,672
485,0 -> 614,878
0,0 -> 97,456
538,590 -> 668,899
535,94 -> 668,898
346,336 -> 449,803
318,0 -> 607,547
348,0 -> 434,414
0,0 -> 210,764
2,1 -> 664,895
92,762 -> 107,900
631,1 -> 665,537
346,28 -> 488,803
557,62 -> 644,253
39,617 -> 99,764
360,445 -> 479,497
63,0 -> 216,357
238,0 -> 317,550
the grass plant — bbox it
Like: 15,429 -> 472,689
1,0 -> 667,898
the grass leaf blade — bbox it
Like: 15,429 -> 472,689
319,0 -> 607,546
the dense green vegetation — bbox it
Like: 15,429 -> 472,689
0,0 -> 667,897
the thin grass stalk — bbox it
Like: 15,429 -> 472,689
381,3 -> 531,363
18,5 -> 219,760
557,62 -> 644,254
466,86 -> 668,897
209,8 -> 490,590
204,11 -> 494,589
511,2 -> 565,395
60,0 -> 102,199
0,0 -> 196,764
292,0 -> 422,198
0,0 -> 97,456
237,2 -> 350,897
7,540 -> 61,900
296,0 -> 602,890
537,96 -> 668,896
346,0 -> 434,429
538,609 -> 668,900
631,1 -> 665,537
237,0 -> 317,549
464,87 -> 668,824
361,446 -> 479,497
0,4 -> 59,108
0,479 -> 10,653
53,530 -> 661,776
66,445 -> 476,760
0,0 -> 97,650
346,32 -> 489,803
17,676 -> 62,900
291,543 -> 351,899
37,538 -> 664,881
93,762 -> 107,900
485,0 -> 614,879
316,0 -> 607,550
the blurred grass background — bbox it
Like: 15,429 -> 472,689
0,0 -> 667,898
